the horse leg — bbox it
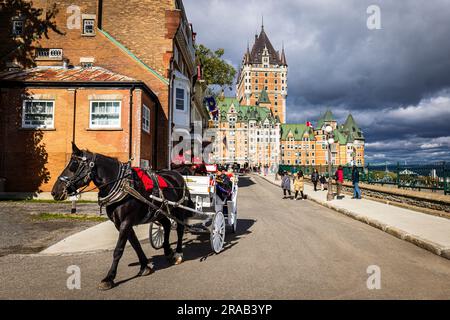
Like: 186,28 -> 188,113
160,216 -> 174,260
127,228 -> 153,276
174,213 -> 185,265
98,221 -> 131,291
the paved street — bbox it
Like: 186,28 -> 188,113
1,175 -> 449,299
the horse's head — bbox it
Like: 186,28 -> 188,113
51,142 -> 96,201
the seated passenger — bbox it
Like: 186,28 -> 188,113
216,166 -> 233,202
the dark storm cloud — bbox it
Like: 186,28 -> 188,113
184,0 -> 450,162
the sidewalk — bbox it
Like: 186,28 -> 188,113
258,173 -> 450,260
40,221 -> 149,255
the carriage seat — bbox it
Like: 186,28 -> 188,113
132,167 -> 168,191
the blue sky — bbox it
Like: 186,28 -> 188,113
184,0 -> 450,163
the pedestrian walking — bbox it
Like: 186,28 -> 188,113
335,166 -> 344,199
311,169 -> 319,191
293,171 -> 305,200
281,171 -> 292,199
352,165 -> 362,199
320,175 -> 327,190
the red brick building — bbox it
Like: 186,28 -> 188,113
0,66 -> 159,193
0,0 -> 207,194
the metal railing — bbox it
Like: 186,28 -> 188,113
278,162 -> 449,195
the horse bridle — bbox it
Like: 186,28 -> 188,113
59,153 -> 97,196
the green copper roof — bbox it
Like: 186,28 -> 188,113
323,110 -> 335,121
216,97 -> 278,124
257,89 -> 271,104
315,110 -> 336,129
333,128 -> 347,145
280,124 -> 315,141
343,114 -> 365,141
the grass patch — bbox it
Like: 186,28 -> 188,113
33,213 -> 108,222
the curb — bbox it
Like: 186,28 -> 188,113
254,174 -> 450,260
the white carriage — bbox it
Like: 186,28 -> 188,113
149,170 -> 238,254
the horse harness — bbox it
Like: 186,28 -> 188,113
59,153 -> 98,196
62,153 -> 188,225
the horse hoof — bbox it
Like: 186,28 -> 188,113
173,253 -> 183,265
138,266 -> 154,277
98,280 -> 114,291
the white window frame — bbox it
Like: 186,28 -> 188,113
175,87 -> 185,111
89,100 -> 122,129
22,100 -> 55,129
142,104 -> 150,133
12,19 -> 24,36
82,19 -> 95,35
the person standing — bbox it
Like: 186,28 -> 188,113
352,165 -> 362,199
281,171 -> 292,199
335,166 -> 344,199
319,175 -> 327,190
311,169 -> 319,191
293,171 -> 305,200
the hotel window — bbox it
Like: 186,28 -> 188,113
175,88 -> 185,110
142,104 -> 150,133
22,100 -> 54,129
12,19 -> 24,36
90,101 -> 121,128
82,19 -> 95,35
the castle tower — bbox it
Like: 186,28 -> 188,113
236,23 -> 288,123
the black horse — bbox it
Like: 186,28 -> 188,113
52,143 -> 194,290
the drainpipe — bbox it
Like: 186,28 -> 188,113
97,0 -> 103,29
129,86 -> 135,161
152,100 -> 158,169
71,88 -> 77,143
168,62 -> 174,169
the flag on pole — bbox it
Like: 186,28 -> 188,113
204,96 -> 219,120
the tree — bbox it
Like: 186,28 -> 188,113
0,0 -> 62,70
195,44 -> 236,94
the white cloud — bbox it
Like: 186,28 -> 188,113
184,0 -> 450,161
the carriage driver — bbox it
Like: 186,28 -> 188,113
215,165 -> 233,203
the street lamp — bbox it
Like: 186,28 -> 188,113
325,125 -> 334,201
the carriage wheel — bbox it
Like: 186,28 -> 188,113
210,211 -> 226,253
149,222 -> 164,250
